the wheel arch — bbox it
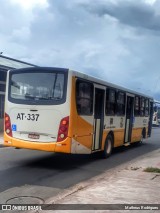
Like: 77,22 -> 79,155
105,130 -> 114,147
101,131 -> 114,158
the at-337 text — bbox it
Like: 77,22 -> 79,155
16,113 -> 39,121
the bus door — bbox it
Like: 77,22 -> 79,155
125,95 -> 134,143
92,87 -> 105,151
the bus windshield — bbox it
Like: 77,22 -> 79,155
9,69 -> 67,105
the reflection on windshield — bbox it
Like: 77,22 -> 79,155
10,72 -> 65,101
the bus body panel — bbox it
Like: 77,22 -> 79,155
131,116 -> 149,142
69,77 -> 93,154
6,105 -> 63,142
4,68 -> 73,153
103,115 -> 125,147
4,131 -> 71,153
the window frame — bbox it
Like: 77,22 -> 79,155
0,94 -> 5,119
106,88 -> 116,116
76,79 -> 94,116
140,97 -> 145,116
134,96 -> 140,116
116,91 -> 125,116
8,67 -> 68,105
144,99 -> 149,117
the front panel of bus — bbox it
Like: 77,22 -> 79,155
4,67 -> 72,153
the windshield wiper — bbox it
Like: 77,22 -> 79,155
25,94 -> 35,100
38,96 -> 61,100
25,95 -> 61,100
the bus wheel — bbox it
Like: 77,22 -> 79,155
140,129 -> 145,143
140,134 -> 143,143
101,135 -> 113,158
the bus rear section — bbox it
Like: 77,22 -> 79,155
4,67 -> 72,153
152,102 -> 160,127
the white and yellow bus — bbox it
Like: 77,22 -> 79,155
4,67 -> 153,157
152,100 -> 160,127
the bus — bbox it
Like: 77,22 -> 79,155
4,67 -> 154,158
152,100 -> 160,127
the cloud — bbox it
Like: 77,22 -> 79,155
79,0 -> 160,32
1,0 -> 160,99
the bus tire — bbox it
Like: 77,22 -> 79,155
140,128 -> 146,143
101,135 -> 113,158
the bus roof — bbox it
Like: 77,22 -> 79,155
8,66 -> 154,101
71,69 -> 154,101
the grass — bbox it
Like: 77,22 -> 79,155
144,167 -> 160,173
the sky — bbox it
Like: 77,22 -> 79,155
0,0 -> 160,99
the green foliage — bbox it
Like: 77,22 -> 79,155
144,167 -> 160,173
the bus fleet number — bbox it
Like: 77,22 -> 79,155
17,113 -> 39,121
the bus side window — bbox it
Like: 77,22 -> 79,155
134,96 -> 140,116
116,92 -> 125,115
76,80 -> 93,115
145,99 -> 149,116
106,89 -> 116,115
140,97 -> 145,116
